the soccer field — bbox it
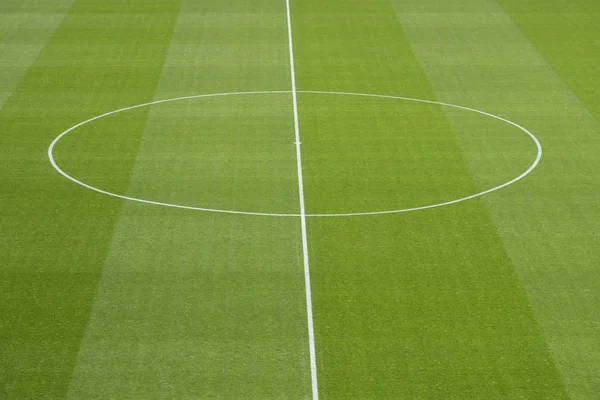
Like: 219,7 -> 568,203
1,0 -> 599,398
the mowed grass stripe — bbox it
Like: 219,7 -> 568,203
66,1 -> 311,398
0,0 -> 75,111
395,0 -> 600,398
154,0 -> 293,96
497,2 -> 600,395
498,2 -> 600,119
292,0 -> 568,398
0,0 -> 183,398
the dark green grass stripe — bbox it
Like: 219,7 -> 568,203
496,2 -> 600,128
291,0 -> 568,398
497,0 -> 600,117
482,1 -> 600,397
0,0 -> 76,111
0,1 -> 182,398
392,1 -> 600,398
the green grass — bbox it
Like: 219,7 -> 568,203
1,0 -> 599,399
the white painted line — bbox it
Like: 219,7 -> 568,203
48,90 -> 542,218
285,1 -> 319,398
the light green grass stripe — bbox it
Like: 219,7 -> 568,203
0,0 -> 74,111
156,0 -> 292,96
501,1 -> 600,124
65,1 -> 311,398
394,1 -> 600,398
0,0 -> 185,398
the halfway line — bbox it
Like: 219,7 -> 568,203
285,0 -> 319,398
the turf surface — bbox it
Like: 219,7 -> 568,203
1,0 -> 599,399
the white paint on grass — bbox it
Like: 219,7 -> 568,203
47,88 -> 542,400
48,90 -> 542,218
285,1 -> 319,398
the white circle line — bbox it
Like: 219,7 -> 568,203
48,91 -> 299,217
301,91 -> 543,216
48,90 -> 542,217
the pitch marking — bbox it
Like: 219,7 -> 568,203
285,0 -> 319,398
48,91 -> 542,217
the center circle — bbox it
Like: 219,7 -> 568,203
48,91 -> 542,217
